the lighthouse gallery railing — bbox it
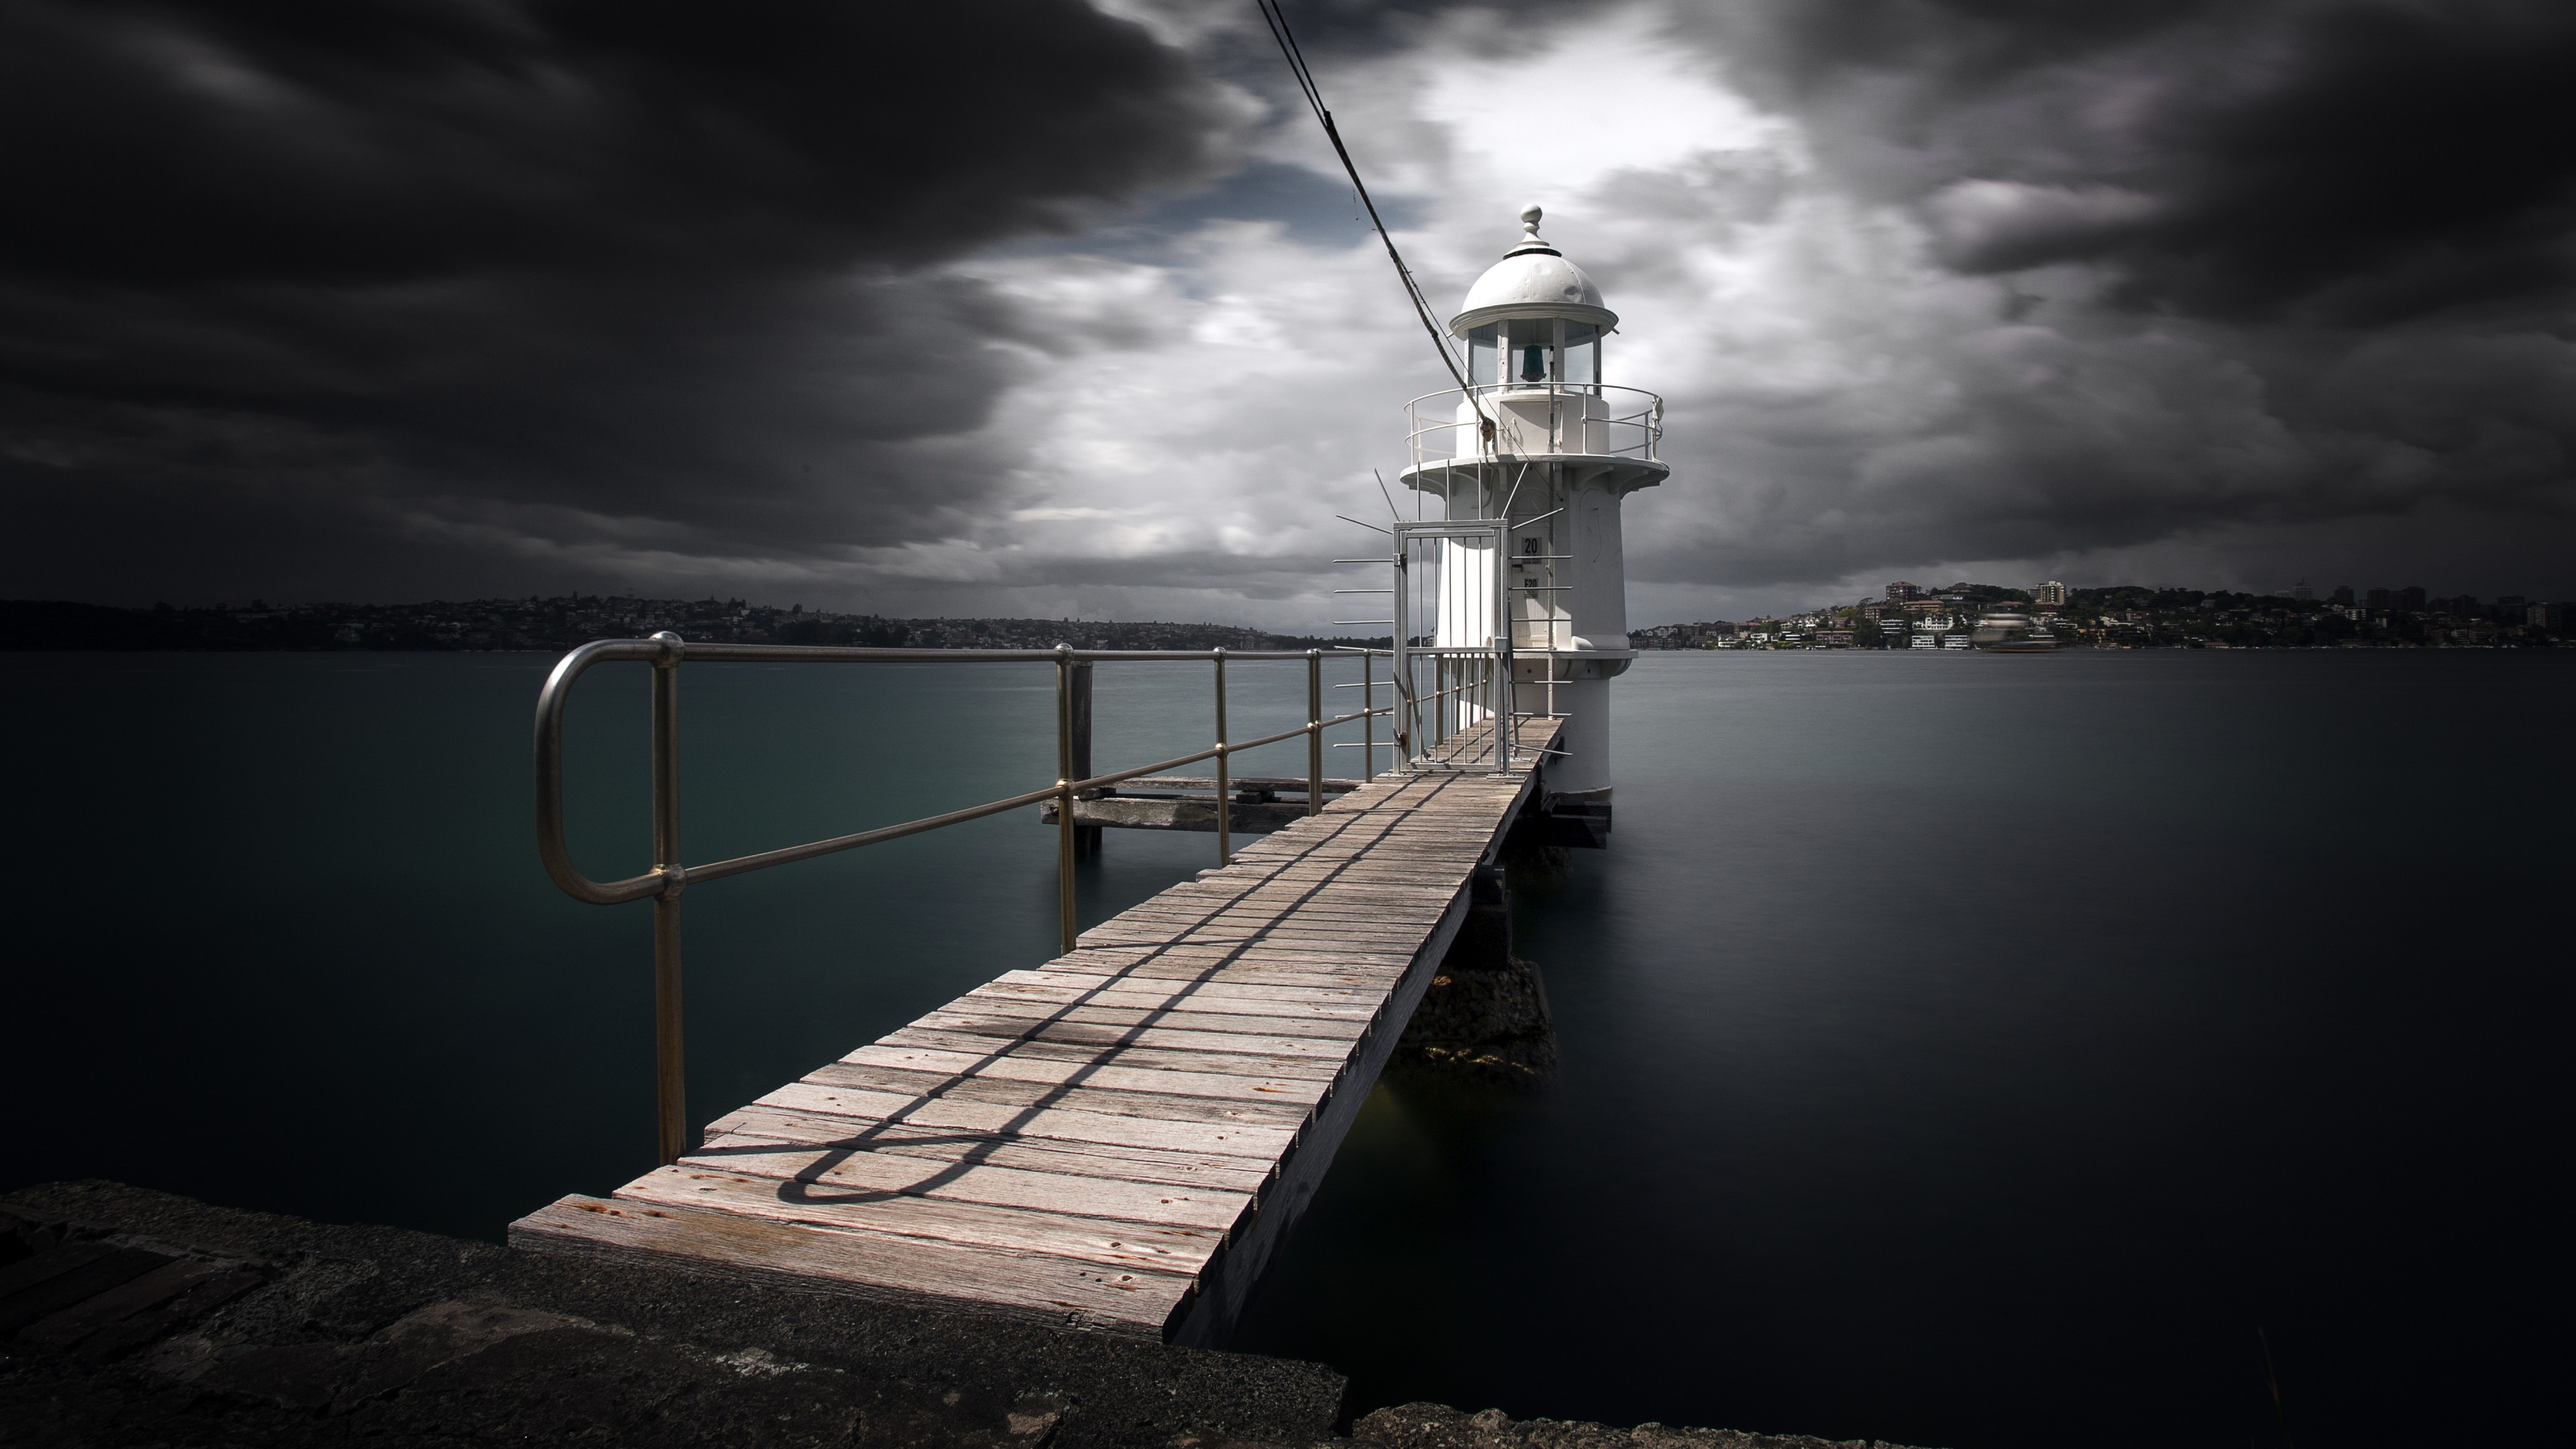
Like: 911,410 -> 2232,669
1404,381 -> 1664,472
533,638 -> 1408,1167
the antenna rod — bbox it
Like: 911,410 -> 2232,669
1373,469 -> 1404,523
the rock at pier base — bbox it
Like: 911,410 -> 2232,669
1395,955 -> 1558,1083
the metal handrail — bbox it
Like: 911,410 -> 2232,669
1403,382 -> 1664,467
534,634 -> 1405,1165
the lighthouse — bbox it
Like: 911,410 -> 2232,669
1396,205 -> 1667,845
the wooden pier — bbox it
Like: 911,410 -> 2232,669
512,720 -> 1556,1345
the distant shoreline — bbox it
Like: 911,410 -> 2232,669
0,597 -> 1385,655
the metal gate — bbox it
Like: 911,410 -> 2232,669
1392,519 -> 1511,771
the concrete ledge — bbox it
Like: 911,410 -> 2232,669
2,1182 -> 1933,1449
2,1180 -> 1344,1449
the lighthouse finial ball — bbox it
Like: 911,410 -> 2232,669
1520,203 -> 1543,237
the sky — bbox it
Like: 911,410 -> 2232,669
5,0 -> 2571,627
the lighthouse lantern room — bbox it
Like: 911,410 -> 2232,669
1395,205 -> 1667,846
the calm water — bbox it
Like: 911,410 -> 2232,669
3,649 -> 2565,1448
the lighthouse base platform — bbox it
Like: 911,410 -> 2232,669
1539,788 -> 1613,848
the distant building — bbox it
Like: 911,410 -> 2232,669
2365,588 -> 2392,609
1817,629 -> 1856,648
2033,581 -> 2068,606
1909,634 -> 1936,649
2291,581 -> 2314,600
2496,594 -> 2526,610
2531,602 -> 2565,631
1886,581 -> 1923,600
2330,584 -> 2355,605
2398,586 -> 2427,612
1901,598 -> 1945,617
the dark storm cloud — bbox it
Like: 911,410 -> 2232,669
0,0 -> 1234,603
1686,0 -> 2576,323
1609,0 -> 2576,601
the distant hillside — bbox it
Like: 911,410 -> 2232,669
0,598 -> 1386,653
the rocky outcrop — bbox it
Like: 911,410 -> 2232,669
1395,956 -> 1558,1082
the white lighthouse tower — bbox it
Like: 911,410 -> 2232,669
1397,205 -> 1666,845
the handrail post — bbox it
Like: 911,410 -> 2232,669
1055,644 -> 1077,955
647,631 -> 686,1167
1305,649 -> 1322,816
1362,650 -> 1375,780
1069,657 -> 1097,857
1212,648 -> 1230,866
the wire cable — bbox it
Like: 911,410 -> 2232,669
1252,0 -> 1477,402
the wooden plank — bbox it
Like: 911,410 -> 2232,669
1059,944 -> 1417,973
1076,923 -> 1442,951
1124,880 -> 1468,903
1086,906 -> 1456,928
907,1009 -> 1358,1061
649,1146 -> 1250,1232
1208,862 -> 1485,879
1161,875 -> 1470,896
1070,920 -> 1442,950
703,1110 -> 1277,1192
922,989 -> 1381,1036
1071,927 -> 1426,952
835,1040 -> 1332,1105
1114,893 -> 1461,917
742,1079 -> 1295,1159
1160,888 -> 1466,908
993,969 -> 1379,1010
1067,933 -> 1431,959
1246,824 -> 1514,843
513,1196 -> 1191,1336
612,1169 -> 1228,1276
1037,962 -> 1407,993
1119,876 -> 1473,899
874,1028 -> 1343,1081
790,1059 -> 1318,1126
1036,956 -> 1407,988
961,979 -> 1381,1024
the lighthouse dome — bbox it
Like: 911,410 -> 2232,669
1449,205 -> 1618,335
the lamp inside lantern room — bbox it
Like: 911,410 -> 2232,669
1464,318 -> 1602,389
